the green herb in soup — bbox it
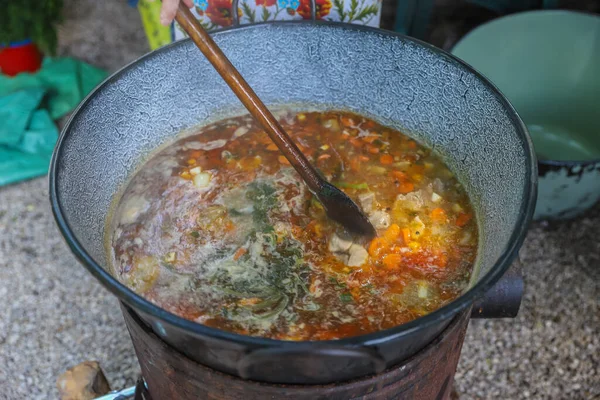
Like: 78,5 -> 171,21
108,110 -> 477,340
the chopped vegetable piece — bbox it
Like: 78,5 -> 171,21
234,247 -> 248,260
380,154 -> 394,165
193,172 -> 212,188
383,224 -> 401,243
417,282 -> 429,298
164,252 -> 176,263
382,254 -> 403,270
367,145 -> 380,154
401,228 -> 411,244
368,237 -> 388,257
398,182 -> 415,194
180,171 -> 192,180
430,208 -> 447,223
391,170 -> 408,181
323,119 -> 340,131
190,166 -> 202,176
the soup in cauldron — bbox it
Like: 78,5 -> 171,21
107,110 -> 477,340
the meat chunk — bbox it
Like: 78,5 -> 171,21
329,232 -> 368,267
358,192 -> 375,211
368,210 -> 391,229
347,244 -> 368,267
328,232 -> 353,253
395,191 -> 424,212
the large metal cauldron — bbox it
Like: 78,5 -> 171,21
49,22 -> 536,385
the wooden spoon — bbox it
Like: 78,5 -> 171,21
174,4 -> 376,239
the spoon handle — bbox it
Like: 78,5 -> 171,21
175,5 -> 323,192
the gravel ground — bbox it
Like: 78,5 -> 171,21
0,1 -> 598,399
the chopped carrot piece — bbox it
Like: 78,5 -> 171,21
456,213 -> 472,227
430,207 -> 447,223
239,297 -> 260,306
367,145 -> 380,154
401,228 -> 411,244
266,143 -> 278,151
368,237 -> 388,257
379,154 -> 393,165
234,248 -> 247,260
359,155 -> 370,162
309,278 -> 318,294
407,141 -> 417,149
349,158 -> 361,171
390,170 -> 408,181
383,224 -> 401,243
382,254 -> 403,270
318,154 -> 331,161
362,135 -> 378,144
305,220 -> 317,232
398,181 -> 414,194
278,155 -> 290,165
350,138 -> 362,148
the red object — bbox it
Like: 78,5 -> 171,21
0,40 -> 43,76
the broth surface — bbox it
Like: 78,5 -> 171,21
109,110 -> 477,340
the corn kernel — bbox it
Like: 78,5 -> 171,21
180,171 -> 192,180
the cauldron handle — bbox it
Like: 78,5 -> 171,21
237,345 -> 386,382
471,258 -> 523,319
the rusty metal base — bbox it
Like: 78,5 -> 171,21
123,307 -> 470,400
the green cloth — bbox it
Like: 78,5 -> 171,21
0,57 -> 107,186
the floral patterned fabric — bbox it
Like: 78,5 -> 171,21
172,0 -> 381,40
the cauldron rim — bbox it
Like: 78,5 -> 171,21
49,21 -> 537,348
